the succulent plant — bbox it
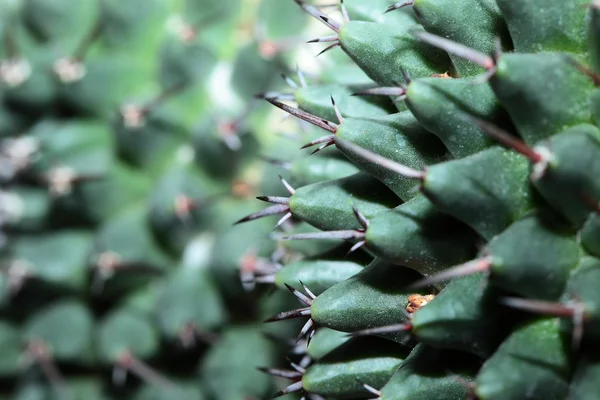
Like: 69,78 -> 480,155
0,0 -> 316,398
236,0 -> 600,399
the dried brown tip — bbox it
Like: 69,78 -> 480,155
406,294 -> 435,313
384,0 -> 414,14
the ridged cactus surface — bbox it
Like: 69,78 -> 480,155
235,1 -> 600,399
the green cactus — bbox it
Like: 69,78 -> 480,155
232,1 -> 600,399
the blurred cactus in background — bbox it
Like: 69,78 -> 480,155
0,0 -> 320,398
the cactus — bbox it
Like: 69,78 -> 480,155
236,1 -> 600,399
0,0 -> 315,398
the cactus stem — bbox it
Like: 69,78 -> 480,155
295,0 -> 342,32
265,98 -> 338,133
412,31 -> 496,71
264,307 -> 312,322
336,139 -> 426,180
349,322 -> 413,337
272,380 -> 304,398
385,0 -> 415,14
408,257 -> 493,290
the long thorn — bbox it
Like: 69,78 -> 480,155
412,31 -> 496,70
280,229 -> 366,241
265,98 -> 338,133
316,42 -> 341,57
331,95 -> 344,123
301,134 -> 336,149
499,297 -> 578,318
279,175 -> 296,195
353,207 -> 369,229
257,367 -> 303,380
340,0 -> 350,22
352,87 -> 406,97
307,35 -> 339,43
235,204 -> 290,225
349,323 -> 412,337
336,139 -> 426,179
273,380 -> 304,398
467,117 -> 544,162
257,196 -> 290,205
408,257 -> 492,290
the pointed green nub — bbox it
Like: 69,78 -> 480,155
406,77 -> 504,158
411,274 -> 512,357
491,52 -> 595,145
413,0 -> 511,77
365,195 -> 476,276
302,336 -> 410,398
289,154 -> 359,186
311,259 -> 424,344
475,317 -> 572,400
496,0 -> 589,54
533,124 -> 600,227
335,112 -> 448,201
338,21 -> 453,86
487,210 -> 580,301
380,345 -> 479,400
423,146 -> 535,240
306,328 -> 351,360
290,172 -> 401,231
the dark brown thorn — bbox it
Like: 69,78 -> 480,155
582,192 -> 600,213
352,87 -> 406,97
117,351 -> 175,390
294,0 -> 341,32
299,280 -> 317,300
467,116 -> 543,162
257,367 -> 303,380
301,134 -> 337,149
340,0 -> 350,22
307,325 -> 317,346
272,380 -> 304,398
307,35 -> 339,43
336,139 -> 426,179
26,341 -> 69,397
408,257 -> 492,290
285,283 -> 314,306
349,323 -> 413,337
356,378 -> 381,397
281,73 -> 298,89
256,91 -> 296,101
384,0 -> 414,14
329,95 -> 344,125
280,229 -> 366,241
234,204 -> 290,225
412,30 -> 496,70
265,97 -> 338,133
257,196 -> 290,205
499,297 -> 579,318
310,140 -> 336,155
264,307 -> 312,323
316,42 -> 341,57
353,207 -> 369,229
279,175 -> 296,195
297,318 -> 316,341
